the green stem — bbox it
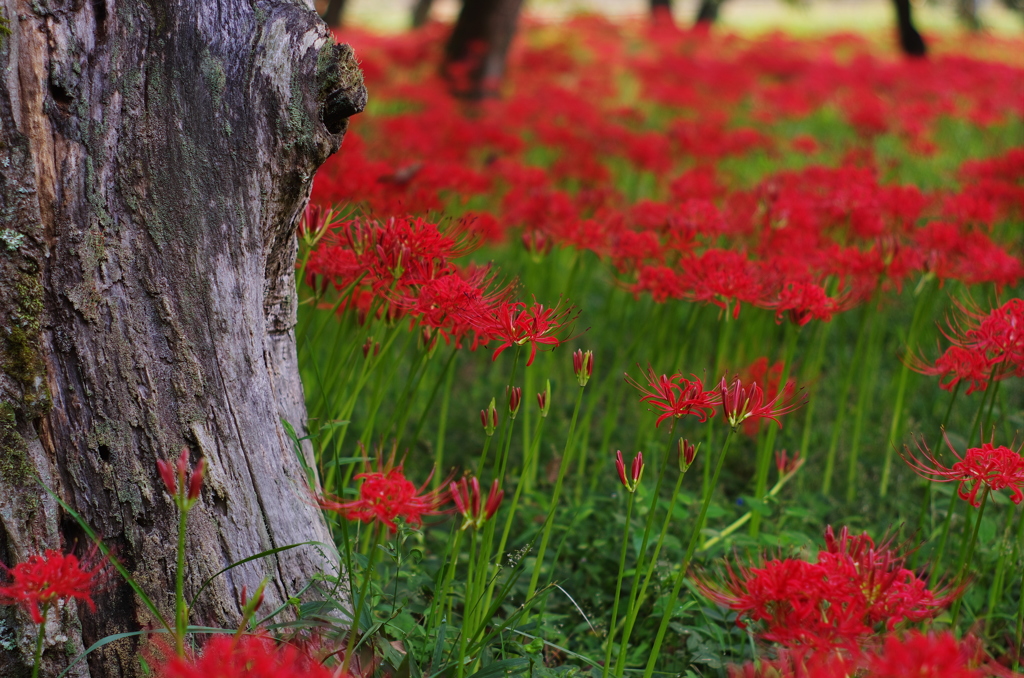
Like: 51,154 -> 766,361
342,523 -> 382,674
524,384 -> 586,613
1013,504 -> 1024,673
911,382 -> 961,570
431,525 -> 463,629
703,462 -> 802,552
642,428 -> 735,678
846,307 -> 883,504
930,486 -> 960,585
604,491 -> 636,675
431,352 -> 458,489
31,605 -> 48,678
880,278 -> 936,497
796,318 -> 834,494
175,501 -> 188,656
984,506 -> 1017,636
949,487 -> 989,627
822,300 -> 873,494
750,322 -> 798,537
614,468 -> 685,678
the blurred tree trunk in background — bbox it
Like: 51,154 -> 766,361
413,0 -> 436,28
0,1 -> 364,676
895,0 -> 928,56
695,0 -> 723,25
324,0 -> 347,28
443,0 -> 525,99
651,0 -> 675,24
955,0 -> 982,30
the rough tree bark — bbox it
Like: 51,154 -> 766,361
442,0 -> 524,99
0,1 -> 365,676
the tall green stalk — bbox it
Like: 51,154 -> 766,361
846,308 -> 883,504
603,491 -> 636,675
949,487 -> 989,627
822,300 -> 873,494
750,322 -> 798,537
523,382 -> 587,614
31,605 -> 48,678
642,429 -> 735,678
880,278 -> 937,497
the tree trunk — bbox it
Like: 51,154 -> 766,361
894,0 -> 928,56
695,0 -> 722,25
651,0 -> 674,24
442,0 -> 524,100
412,0 -> 436,28
954,0 -> 982,31
0,1 -> 365,676
323,0 -> 347,29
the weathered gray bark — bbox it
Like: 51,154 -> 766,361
0,1 -> 365,676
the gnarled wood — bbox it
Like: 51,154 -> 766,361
0,1 -> 364,675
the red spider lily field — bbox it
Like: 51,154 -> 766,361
3,9 -> 1024,678
295,15 -> 1024,677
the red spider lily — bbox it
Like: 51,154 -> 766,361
761,279 -> 852,327
614,450 -> 644,493
152,634 -> 342,678
625,367 -> 721,428
0,548 -> 108,624
935,298 -> 1024,378
317,465 -> 444,532
865,631 -> 1012,678
485,300 -> 578,366
901,433 -> 1024,507
908,344 -> 994,395
726,647 -> 858,678
719,375 -> 806,430
726,632 -> 1008,677
697,526 -> 951,652
449,477 -> 504,530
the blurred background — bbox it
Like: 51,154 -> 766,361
319,0 -> 1022,36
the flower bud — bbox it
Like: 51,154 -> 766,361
508,386 -> 522,418
573,349 -> 594,387
481,398 -> 498,437
678,438 -> 699,473
537,379 -> 551,418
615,450 -> 644,493
176,448 -> 190,491
187,458 -> 205,501
156,459 -> 177,496
483,479 -> 504,520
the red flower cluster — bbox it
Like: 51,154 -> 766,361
154,634 -> 342,678
0,548 -> 107,623
727,631 -> 1011,677
698,527 -> 952,652
317,466 -> 444,532
309,24 -> 1022,331
902,432 -> 1024,507
302,212 -> 576,364
912,297 -> 1024,394
625,367 -> 720,427
728,631 -> 1013,677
